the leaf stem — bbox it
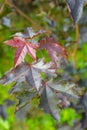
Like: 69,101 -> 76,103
72,23 -> 79,68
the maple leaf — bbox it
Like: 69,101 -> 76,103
66,0 -> 87,24
39,36 -> 68,65
45,86 -> 60,121
13,27 -> 46,39
5,37 -> 38,67
32,59 -> 56,74
0,60 -> 56,91
39,80 -> 81,121
46,80 -> 80,99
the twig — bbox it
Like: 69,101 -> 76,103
5,0 -> 36,25
72,23 -> 79,68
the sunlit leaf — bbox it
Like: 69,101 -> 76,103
13,27 -> 46,39
5,37 -> 37,67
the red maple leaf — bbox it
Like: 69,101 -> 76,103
39,36 -> 68,65
5,37 -> 38,67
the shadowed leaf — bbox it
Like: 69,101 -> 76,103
39,88 -> 51,113
46,86 -> 60,121
47,80 -> 80,99
26,66 -> 41,91
0,62 -> 29,85
0,60 -> 56,90
66,0 -> 84,24
39,36 -> 67,66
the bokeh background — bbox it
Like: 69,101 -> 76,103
0,0 -> 87,130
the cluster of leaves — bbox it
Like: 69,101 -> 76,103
0,27 -> 68,116
0,27 -> 86,129
4,27 -> 67,67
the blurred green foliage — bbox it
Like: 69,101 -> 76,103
60,108 -> 81,126
0,118 -> 10,130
